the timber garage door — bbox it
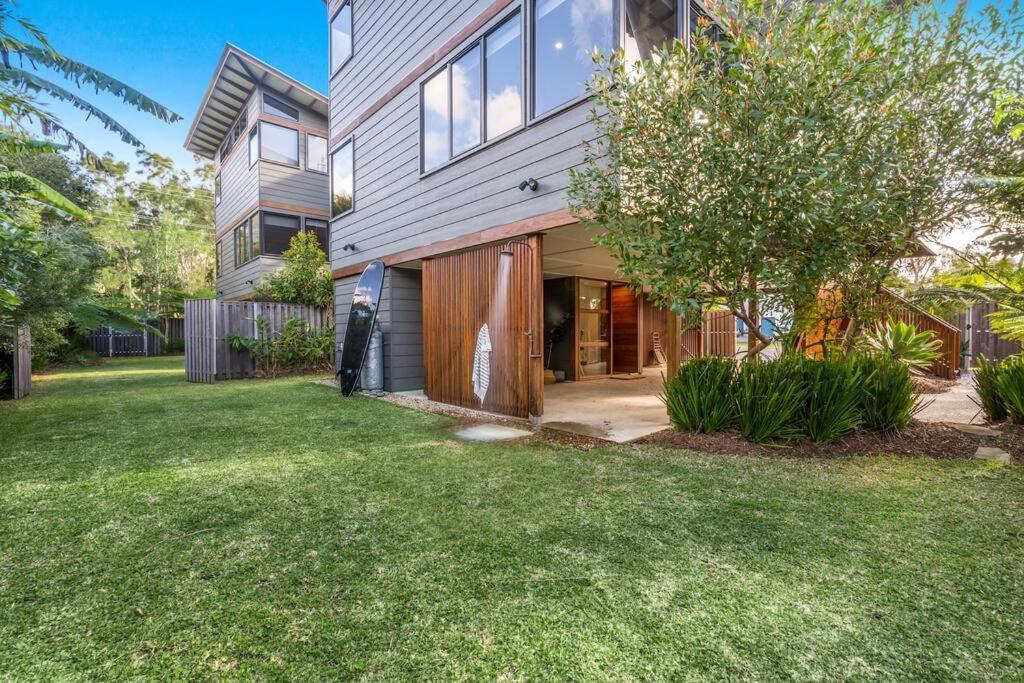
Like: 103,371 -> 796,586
422,240 -> 541,419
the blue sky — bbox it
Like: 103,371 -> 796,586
17,0 -> 329,174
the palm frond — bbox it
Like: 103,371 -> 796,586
10,45 -> 182,123
0,169 -> 90,219
0,130 -> 67,155
0,67 -> 144,147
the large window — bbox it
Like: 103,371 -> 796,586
421,11 -> 523,172
219,110 -> 248,160
625,0 -> 678,62
330,139 -> 354,217
532,0 -> 614,117
263,94 -> 299,122
234,214 -> 260,266
307,134 -> 328,174
262,213 -> 301,255
330,1 -> 353,74
260,121 -> 299,166
305,218 -> 330,254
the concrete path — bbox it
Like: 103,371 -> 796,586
916,373 -> 984,425
542,369 -> 669,443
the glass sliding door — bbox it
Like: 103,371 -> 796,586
577,279 -> 611,377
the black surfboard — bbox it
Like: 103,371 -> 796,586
337,260 -> 385,396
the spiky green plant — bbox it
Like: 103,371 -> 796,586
854,354 -> 922,432
661,356 -> 736,434
994,355 -> 1024,424
735,356 -> 806,442
862,319 -> 941,374
802,357 -> 863,442
973,356 -> 1009,423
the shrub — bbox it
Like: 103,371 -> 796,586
973,356 -> 1008,423
662,356 -> 736,434
995,355 -> 1024,424
227,316 -> 334,377
735,356 -> 806,442
862,319 -> 941,374
252,232 -> 333,308
802,356 -> 863,442
855,354 -> 921,432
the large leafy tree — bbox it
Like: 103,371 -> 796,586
569,0 -> 1024,358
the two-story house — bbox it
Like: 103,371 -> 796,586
327,0 -> 721,421
186,45 -> 332,300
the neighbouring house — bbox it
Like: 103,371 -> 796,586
326,0 -> 733,423
185,44 -> 331,300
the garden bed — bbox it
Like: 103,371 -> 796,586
639,420 -> 1024,462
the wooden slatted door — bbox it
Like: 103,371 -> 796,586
422,237 -> 542,419
611,284 -> 641,374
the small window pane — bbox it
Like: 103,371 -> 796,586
260,122 -> 299,166
331,141 -> 354,216
215,174 -> 221,206
625,0 -> 678,62
248,127 -> 258,166
307,134 -> 328,173
688,2 -> 722,43
422,70 -> 449,171
330,2 -> 352,73
451,45 -> 481,156
262,213 -> 300,255
533,0 -> 614,117
486,15 -> 523,140
263,94 -> 299,122
305,218 -> 329,255
249,214 -> 261,258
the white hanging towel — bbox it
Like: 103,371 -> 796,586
472,323 -> 492,403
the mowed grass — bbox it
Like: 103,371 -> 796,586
1,358 -> 1023,680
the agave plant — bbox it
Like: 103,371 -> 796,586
861,319 -> 941,374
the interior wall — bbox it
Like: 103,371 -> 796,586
543,277 -> 576,381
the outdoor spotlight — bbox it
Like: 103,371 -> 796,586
518,177 -> 539,192
342,243 -> 358,252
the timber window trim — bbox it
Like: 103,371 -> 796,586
419,8 -> 525,174
330,0 -> 353,77
330,137 -> 354,219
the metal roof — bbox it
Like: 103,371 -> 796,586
184,44 -> 328,160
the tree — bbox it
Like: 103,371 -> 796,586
252,231 -> 333,308
568,0 -> 1024,358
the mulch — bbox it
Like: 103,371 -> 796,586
638,421 -> 1024,463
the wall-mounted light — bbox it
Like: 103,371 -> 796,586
518,178 -> 539,192
342,243 -> 358,252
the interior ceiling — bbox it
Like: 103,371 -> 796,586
541,223 -> 622,281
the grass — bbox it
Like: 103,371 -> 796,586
1,357 -> 1023,680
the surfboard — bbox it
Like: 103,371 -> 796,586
337,260 -> 385,396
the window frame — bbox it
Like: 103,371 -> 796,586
330,136 -> 355,219
248,125 -> 259,168
233,212 -> 262,267
303,217 -> 331,257
418,8 -> 525,176
258,120 -> 301,168
329,0 -> 354,78
262,93 -> 300,122
260,211 -> 303,257
219,109 -> 248,162
306,133 -> 329,175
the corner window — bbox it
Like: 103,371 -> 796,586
262,213 -> 301,255
263,94 -> 299,122
532,0 -> 614,117
248,126 -> 258,167
330,139 -> 354,217
260,121 -> 299,167
214,174 -> 221,206
330,1 -> 353,74
625,0 -> 679,62
233,213 -> 260,266
421,10 -> 523,172
307,134 -> 328,174
304,218 -> 330,254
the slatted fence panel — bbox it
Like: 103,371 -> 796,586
11,325 -> 31,399
703,310 -> 737,358
957,303 -> 1021,363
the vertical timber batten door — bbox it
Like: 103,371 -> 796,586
422,237 -> 543,419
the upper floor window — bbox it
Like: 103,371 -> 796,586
421,11 -> 523,172
307,134 -> 328,174
330,138 -> 354,217
532,0 -> 614,117
330,1 -> 353,75
219,110 -> 248,161
260,121 -> 299,167
263,94 -> 299,122
214,174 -> 221,206
625,0 -> 679,62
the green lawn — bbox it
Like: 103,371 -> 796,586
1,357 -> 1023,680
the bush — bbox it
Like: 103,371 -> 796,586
0,368 -> 8,397
854,354 -> 921,432
973,356 -> 1008,423
227,316 -> 334,378
994,355 -> 1024,424
735,356 -> 806,442
252,232 -> 333,308
802,356 -> 863,442
662,357 -> 735,434
861,319 -> 941,375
